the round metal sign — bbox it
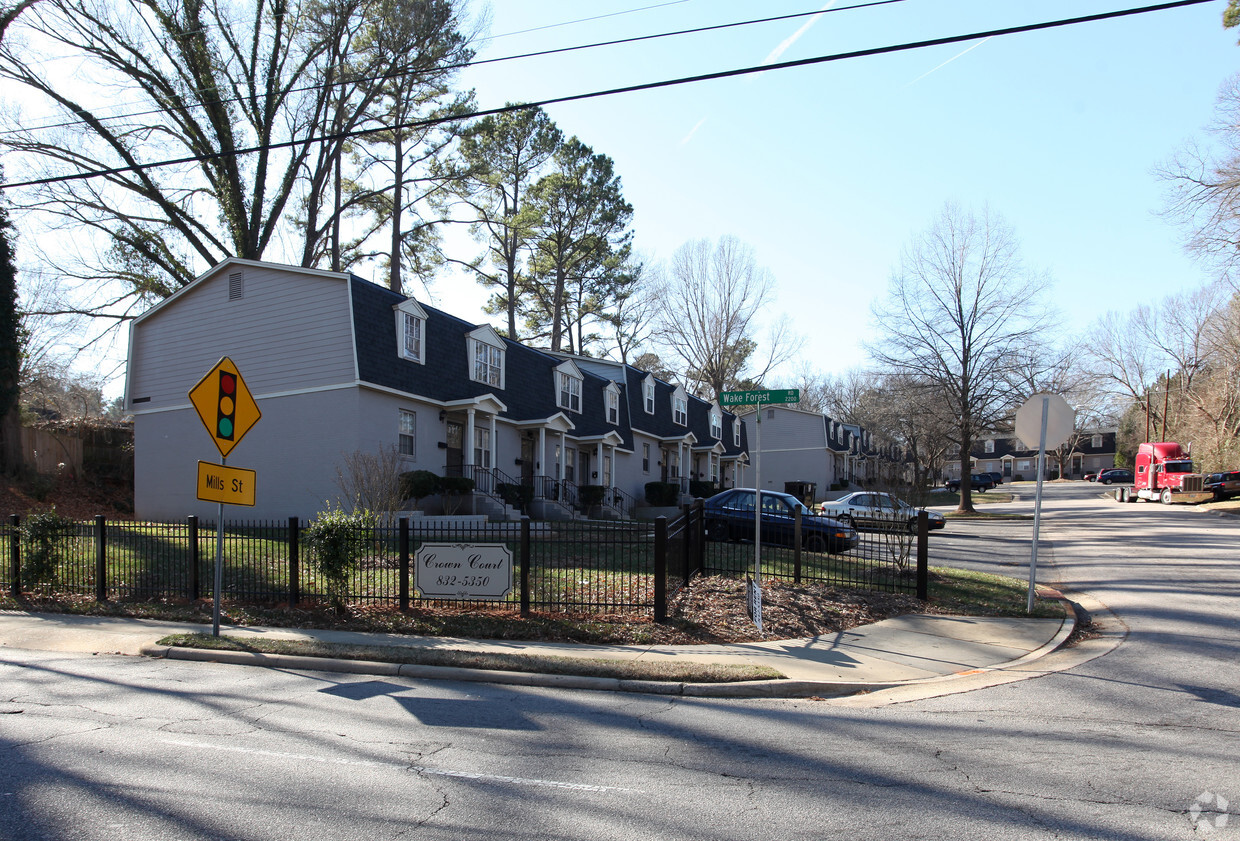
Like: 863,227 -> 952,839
1015,393 -> 1074,449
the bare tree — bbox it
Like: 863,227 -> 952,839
0,0 -> 475,312
868,203 -> 1050,514
655,235 -> 803,400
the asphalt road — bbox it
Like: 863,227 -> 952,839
1,481 -> 1237,840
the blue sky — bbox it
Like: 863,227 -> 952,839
426,0 -> 1239,382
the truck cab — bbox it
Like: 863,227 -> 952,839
1126,442 -> 1211,504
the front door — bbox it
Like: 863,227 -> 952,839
520,437 -> 534,484
445,421 -> 464,477
578,451 -> 591,485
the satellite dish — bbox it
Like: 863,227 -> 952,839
1015,393 -> 1074,449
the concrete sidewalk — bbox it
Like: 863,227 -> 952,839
0,607 -> 1074,698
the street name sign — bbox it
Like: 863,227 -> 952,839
188,356 -> 262,458
718,388 -> 800,407
196,461 -> 257,506
416,543 -> 513,600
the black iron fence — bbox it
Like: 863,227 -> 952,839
1,504 -> 928,619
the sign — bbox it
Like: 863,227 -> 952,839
196,461 -> 257,506
1015,393 -> 1074,449
188,357 -> 262,457
746,575 -> 763,632
719,388 -> 800,407
415,543 -> 513,600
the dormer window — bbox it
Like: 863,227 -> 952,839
467,326 -> 505,388
559,370 -> 582,412
673,391 -> 687,426
984,439 -> 995,453
606,384 -> 620,424
1092,434 -> 1102,448
643,377 -> 655,414
710,410 -> 721,440
394,299 -> 428,364
733,419 -> 741,447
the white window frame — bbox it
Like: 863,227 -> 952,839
710,411 -> 722,440
1092,434 -> 1103,448
672,387 -> 688,426
559,370 -> 582,412
733,420 -> 741,447
984,439 -> 995,453
398,409 -> 416,457
643,377 -> 655,414
473,427 -> 491,468
606,386 -> 620,424
394,300 -> 427,364
642,442 -> 650,472
471,338 -> 504,388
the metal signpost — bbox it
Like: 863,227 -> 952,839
1014,392 -> 1074,613
188,357 -> 262,636
718,388 -> 800,631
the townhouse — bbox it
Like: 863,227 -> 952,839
124,258 -> 748,521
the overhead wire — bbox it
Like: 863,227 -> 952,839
1,0 -> 1216,191
0,0 -> 909,140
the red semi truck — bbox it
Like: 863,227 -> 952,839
1117,442 -> 1212,504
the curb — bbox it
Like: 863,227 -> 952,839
139,598 -> 1077,700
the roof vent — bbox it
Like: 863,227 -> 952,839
229,271 -> 244,300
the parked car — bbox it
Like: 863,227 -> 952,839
1096,468 -> 1133,486
1084,472 -> 1099,482
816,492 -> 946,533
945,474 -> 995,492
986,471 -> 1004,485
703,489 -> 858,554
1204,470 -> 1240,501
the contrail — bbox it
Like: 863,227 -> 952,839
905,37 -> 992,86
763,1 -> 837,65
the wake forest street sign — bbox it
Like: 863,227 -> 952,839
718,388 -> 800,407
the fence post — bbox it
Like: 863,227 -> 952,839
653,516 -> 667,623
690,499 -> 704,579
519,517 -> 530,617
399,517 -> 410,611
793,506 -> 803,584
94,515 -> 107,603
288,516 -> 300,608
916,511 -> 929,601
9,514 -> 19,598
188,516 -> 200,601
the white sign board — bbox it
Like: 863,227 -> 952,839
415,543 -> 513,600
1015,393 -> 1075,449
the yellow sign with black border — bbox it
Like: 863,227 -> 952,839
196,461 -> 257,506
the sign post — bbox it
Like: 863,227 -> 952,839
718,388 -> 800,631
1014,392 -> 1074,613
189,357 -> 262,635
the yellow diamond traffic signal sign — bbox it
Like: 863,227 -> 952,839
189,357 -> 261,458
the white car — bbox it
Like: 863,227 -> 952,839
816,492 -> 946,533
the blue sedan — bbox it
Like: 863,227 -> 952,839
703,489 -> 858,554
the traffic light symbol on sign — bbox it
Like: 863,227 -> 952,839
189,357 -> 261,457
217,371 -> 236,440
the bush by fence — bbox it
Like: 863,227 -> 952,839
0,504 -> 929,619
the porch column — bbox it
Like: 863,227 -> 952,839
538,428 -> 546,478
596,442 -> 603,484
490,413 -> 497,470
558,431 -> 566,481
465,409 -> 476,468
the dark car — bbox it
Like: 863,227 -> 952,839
703,488 -> 858,554
1097,468 -> 1133,486
945,474 -> 995,492
816,491 -> 946,533
986,471 -> 1004,485
1204,470 -> 1240,501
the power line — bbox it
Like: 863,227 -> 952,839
0,0 -> 907,140
2,0 -> 1214,192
